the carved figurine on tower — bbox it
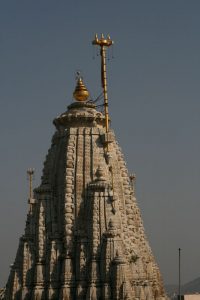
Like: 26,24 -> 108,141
2,34 -> 168,299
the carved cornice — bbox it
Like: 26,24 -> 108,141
53,102 -> 106,129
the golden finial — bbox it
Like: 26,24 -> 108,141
92,33 -> 114,151
73,74 -> 89,102
94,33 -> 98,42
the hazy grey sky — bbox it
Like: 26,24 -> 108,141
1,0 -> 200,287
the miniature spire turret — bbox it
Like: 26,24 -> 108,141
27,168 -> 34,199
27,168 -> 35,213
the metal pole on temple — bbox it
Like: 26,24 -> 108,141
92,33 -> 114,151
178,248 -> 181,300
27,168 -> 34,212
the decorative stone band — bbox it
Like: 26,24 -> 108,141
53,102 -> 107,129
88,181 -> 111,191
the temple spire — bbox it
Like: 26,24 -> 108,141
92,33 -> 114,138
3,37 -> 167,300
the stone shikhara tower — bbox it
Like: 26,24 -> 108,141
3,35 -> 168,299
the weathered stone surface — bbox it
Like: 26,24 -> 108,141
2,101 -> 168,299
0,289 -> 5,300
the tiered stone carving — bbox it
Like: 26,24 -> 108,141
2,98 -> 168,299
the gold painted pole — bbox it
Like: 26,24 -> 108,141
101,45 -> 109,134
92,34 -> 114,151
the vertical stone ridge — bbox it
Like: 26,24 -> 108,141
60,128 -> 77,299
31,196 -> 46,299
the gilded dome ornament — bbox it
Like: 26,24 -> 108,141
73,76 -> 89,102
